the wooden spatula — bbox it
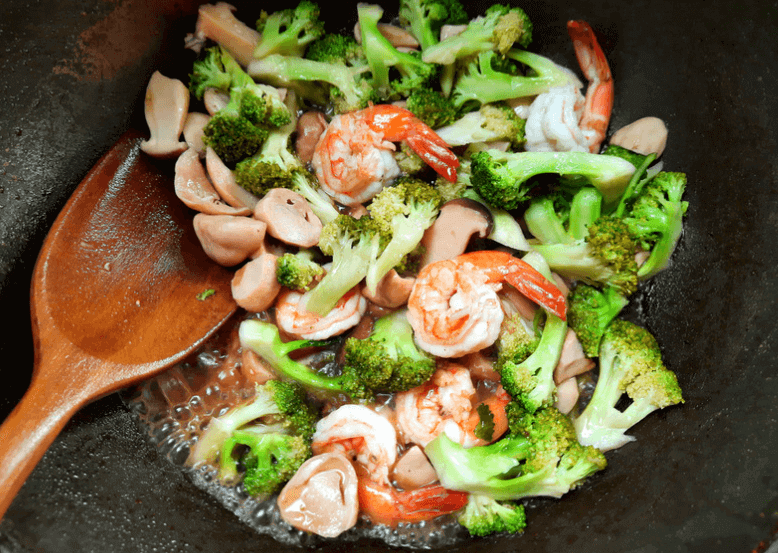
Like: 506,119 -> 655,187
0,130 -> 238,518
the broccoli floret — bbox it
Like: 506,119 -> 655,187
253,0 -> 325,59
457,494 -> 527,537
566,284 -> 629,358
470,149 -> 636,210
434,102 -> 526,149
289,170 -> 340,224
365,178 -> 443,293
421,4 -> 532,65
305,32 -> 365,65
571,319 -> 684,451
398,0 -> 468,50
305,214 -> 387,315
393,142 -> 427,176
425,404 -> 607,501
276,250 -> 325,291
623,171 -> 689,279
405,88 -> 460,129
495,312 -> 540,369
341,308 -> 436,400
189,379 -> 318,496
358,3 -> 440,100
602,144 -> 650,169
450,49 -> 573,110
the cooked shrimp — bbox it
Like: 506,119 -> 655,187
312,404 -> 398,485
395,363 -> 510,448
357,478 -> 468,527
407,250 -> 567,358
275,285 -> 366,340
525,20 -> 613,153
311,104 -> 459,206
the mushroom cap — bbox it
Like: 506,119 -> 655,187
420,198 -> 494,267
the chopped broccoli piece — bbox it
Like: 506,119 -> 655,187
495,312 -> 540,369
341,308 -> 436,400
305,32 -> 365,65
398,0 -> 469,50
289,170 -> 340,225
457,494 -> 527,537
253,0 -> 325,59
566,284 -> 629,358
405,88 -> 460,129
602,144 -> 650,169
276,250 -> 325,291
393,142 -> 427,176
434,102 -> 526,149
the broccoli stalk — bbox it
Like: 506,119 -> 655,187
566,283 -> 629,358
398,0 -> 469,50
571,319 -> 684,451
276,249 -> 325,291
434,102 -> 526,149
253,0 -> 325,59
457,494 -> 527,537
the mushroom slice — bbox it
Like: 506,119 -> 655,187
174,149 -> 251,216
203,88 -> 230,116
361,269 -> 414,309
554,329 -> 595,384
241,348 -> 276,385
231,253 -> 282,312
183,112 -> 210,156
195,2 -> 260,67
253,188 -> 323,248
610,116 -> 668,157
353,21 -> 419,49
205,147 -> 260,210
391,446 -> 438,491
277,452 -> 359,538
193,213 -> 268,266
140,71 -> 189,159
555,376 -> 580,415
295,111 -> 329,164
419,198 -> 494,267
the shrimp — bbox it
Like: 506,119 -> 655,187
395,363 -> 510,449
312,404 -> 398,485
407,250 -> 567,358
357,478 -> 469,527
311,104 -> 459,206
275,285 -> 366,340
525,20 -> 613,154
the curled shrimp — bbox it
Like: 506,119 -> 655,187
407,250 -> 567,358
311,104 -> 459,206
275,285 -> 367,340
525,20 -> 613,153
395,363 -> 510,449
357,478 -> 469,527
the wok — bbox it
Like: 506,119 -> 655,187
1,0 -> 777,551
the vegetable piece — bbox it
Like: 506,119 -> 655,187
189,380 -> 318,497
253,0 -> 325,59
566,283 -> 629,357
434,102 -> 526,149
276,250 -> 325,291
571,319 -> 684,451
398,0 -> 469,50
457,494 -> 527,537
405,88 -> 460,129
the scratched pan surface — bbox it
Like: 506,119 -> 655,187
1,0 -> 777,551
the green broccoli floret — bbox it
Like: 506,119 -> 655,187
289,170 -> 341,224
305,32 -> 365,65
405,88 -> 460,129
566,284 -> 629,358
450,49 -> 573,110
305,214 -> 387,315
602,144 -> 650,169
398,0 -> 469,50
365,178 -> 443,293
457,494 -> 527,537
434,102 -> 526,149
253,0 -> 325,59
189,379 -> 318,496
469,149 -> 636,210
276,250 -> 324,291
495,312 -> 540,369
393,142 -> 427,176
623,171 -> 688,279
425,404 -> 607,501
358,3 -> 440,100
341,308 -> 436,400
421,4 -> 533,65
571,319 -> 684,451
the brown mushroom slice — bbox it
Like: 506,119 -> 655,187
554,329 -> 595,384
295,111 -> 329,164
205,147 -> 260,210
195,2 -> 260,67
353,21 -> 419,49
361,269 -> 414,309
419,198 -> 494,267
277,452 -> 359,538
140,71 -> 190,159
174,149 -> 251,216
555,376 -> 580,415
610,116 -> 668,157
253,188 -> 323,248
231,253 -> 282,312
460,350 -> 501,382
391,446 -> 438,491
193,213 -> 268,266
183,112 -> 210,156
241,348 -> 277,385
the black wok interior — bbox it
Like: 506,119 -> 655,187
2,0 -> 778,551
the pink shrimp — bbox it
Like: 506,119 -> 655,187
407,250 -> 567,358
275,285 -> 367,340
311,104 -> 459,206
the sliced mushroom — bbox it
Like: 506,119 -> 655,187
193,213 -> 268,266
353,21 -> 419,49
554,329 -> 595,384
610,116 -> 668,157
420,198 -> 494,267
555,376 -> 580,415
183,112 -> 210,156
439,24 -> 467,41
253,188 -> 323,248
295,110 -> 328,164
231,253 -> 282,312
391,445 -> 438,491
277,452 -> 359,538
203,88 -> 230,116
195,2 -> 261,67
361,269 -> 414,309
460,350 -> 501,382
240,348 -> 277,385
174,148 -> 251,216
205,147 -> 260,210
140,71 -> 189,159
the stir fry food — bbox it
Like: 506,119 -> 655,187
138,0 -> 687,542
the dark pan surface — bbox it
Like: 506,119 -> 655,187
2,0 -> 777,551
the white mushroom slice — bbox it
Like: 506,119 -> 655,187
554,329 -> 595,384
419,199 -> 493,267
174,149 -> 251,216
277,452 -> 359,538
555,376 -> 580,415
253,188 -> 323,248
195,2 -> 260,67
361,269 -> 414,309
205,147 -> 260,210
231,253 -> 282,312
295,111 -> 328,164
140,71 -> 189,159
439,24 -> 467,41
353,21 -> 419,49
183,112 -> 210,156
193,213 -> 268,266
391,446 -> 438,491
610,116 -> 668,157
203,88 -> 230,116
